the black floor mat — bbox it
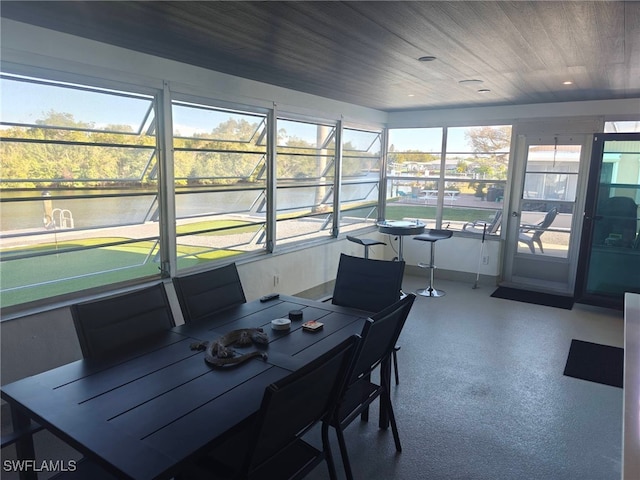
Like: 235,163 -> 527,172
490,286 -> 574,309
563,339 -> 623,388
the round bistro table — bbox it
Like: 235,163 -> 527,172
377,220 -> 426,261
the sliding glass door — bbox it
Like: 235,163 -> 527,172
576,133 -> 640,308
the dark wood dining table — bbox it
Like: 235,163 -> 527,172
1,295 -> 382,480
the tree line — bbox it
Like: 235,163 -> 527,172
1,111 -> 376,189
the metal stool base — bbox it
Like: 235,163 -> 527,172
416,287 -> 446,297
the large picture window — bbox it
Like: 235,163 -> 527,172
0,72 -> 375,309
386,125 -> 511,235
172,101 -> 268,269
274,118 -> 336,244
386,127 -> 443,226
0,74 -> 159,307
340,127 -> 383,232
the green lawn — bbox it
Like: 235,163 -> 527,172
1,219 -> 258,308
1,242 -> 243,308
385,202 -> 497,223
0,209 -> 500,307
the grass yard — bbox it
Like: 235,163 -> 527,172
385,202 -> 498,223
1,219 -> 259,308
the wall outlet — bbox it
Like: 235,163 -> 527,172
273,275 -> 279,286
482,255 -> 490,265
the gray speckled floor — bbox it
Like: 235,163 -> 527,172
1,275 -> 624,480
305,275 -> 624,480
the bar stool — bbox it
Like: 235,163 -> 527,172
346,235 -> 386,259
414,229 -> 453,297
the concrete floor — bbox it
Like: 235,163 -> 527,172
1,275 -> 625,479
304,275 -> 624,480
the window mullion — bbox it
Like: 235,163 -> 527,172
333,119 -> 343,237
266,105 -> 277,253
436,127 -> 449,228
158,81 -> 177,277
379,128 -> 389,221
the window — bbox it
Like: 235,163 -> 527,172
443,126 -> 511,233
386,127 -> 442,226
604,121 -> 640,133
172,101 -> 267,268
340,127 -> 383,232
0,74 -> 159,307
0,71 -> 372,309
274,118 -> 336,244
386,125 -> 511,235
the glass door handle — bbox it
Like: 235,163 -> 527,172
511,211 -> 519,217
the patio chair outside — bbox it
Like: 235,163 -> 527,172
462,209 -> 502,235
518,208 -> 558,254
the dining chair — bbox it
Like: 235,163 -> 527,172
48,286 -> 175,479
518,207 -> 558,254
0,412 -> 43,464
71,282 -> 175,359
324,293 -> 416,480
187,335 -> 360,480
331,253 -> 406,384
173,262 -> 246,323
3,418 -> 118,480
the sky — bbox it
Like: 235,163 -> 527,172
2,73 -> 510,153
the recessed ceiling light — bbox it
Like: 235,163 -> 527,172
418,56 -> 437,62
477,89 -> 491,93
459,79 -> 484,85
563,81 -> 574,85
408,94 -> 415,97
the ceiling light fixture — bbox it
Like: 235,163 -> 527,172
477,89 -> 491,93
459,79 -> 484,85
418,56 -> 437,62
563,81 -> 574,85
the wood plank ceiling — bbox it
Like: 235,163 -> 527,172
2,1 -> 639,112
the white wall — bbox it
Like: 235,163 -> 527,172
387,99 -> 640,127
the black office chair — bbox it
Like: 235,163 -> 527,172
188,336 -> 359,480
331,253 -> 405,385
325,294 -> 416,480
173,262 -> 246,323
71,283 -> 176,359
